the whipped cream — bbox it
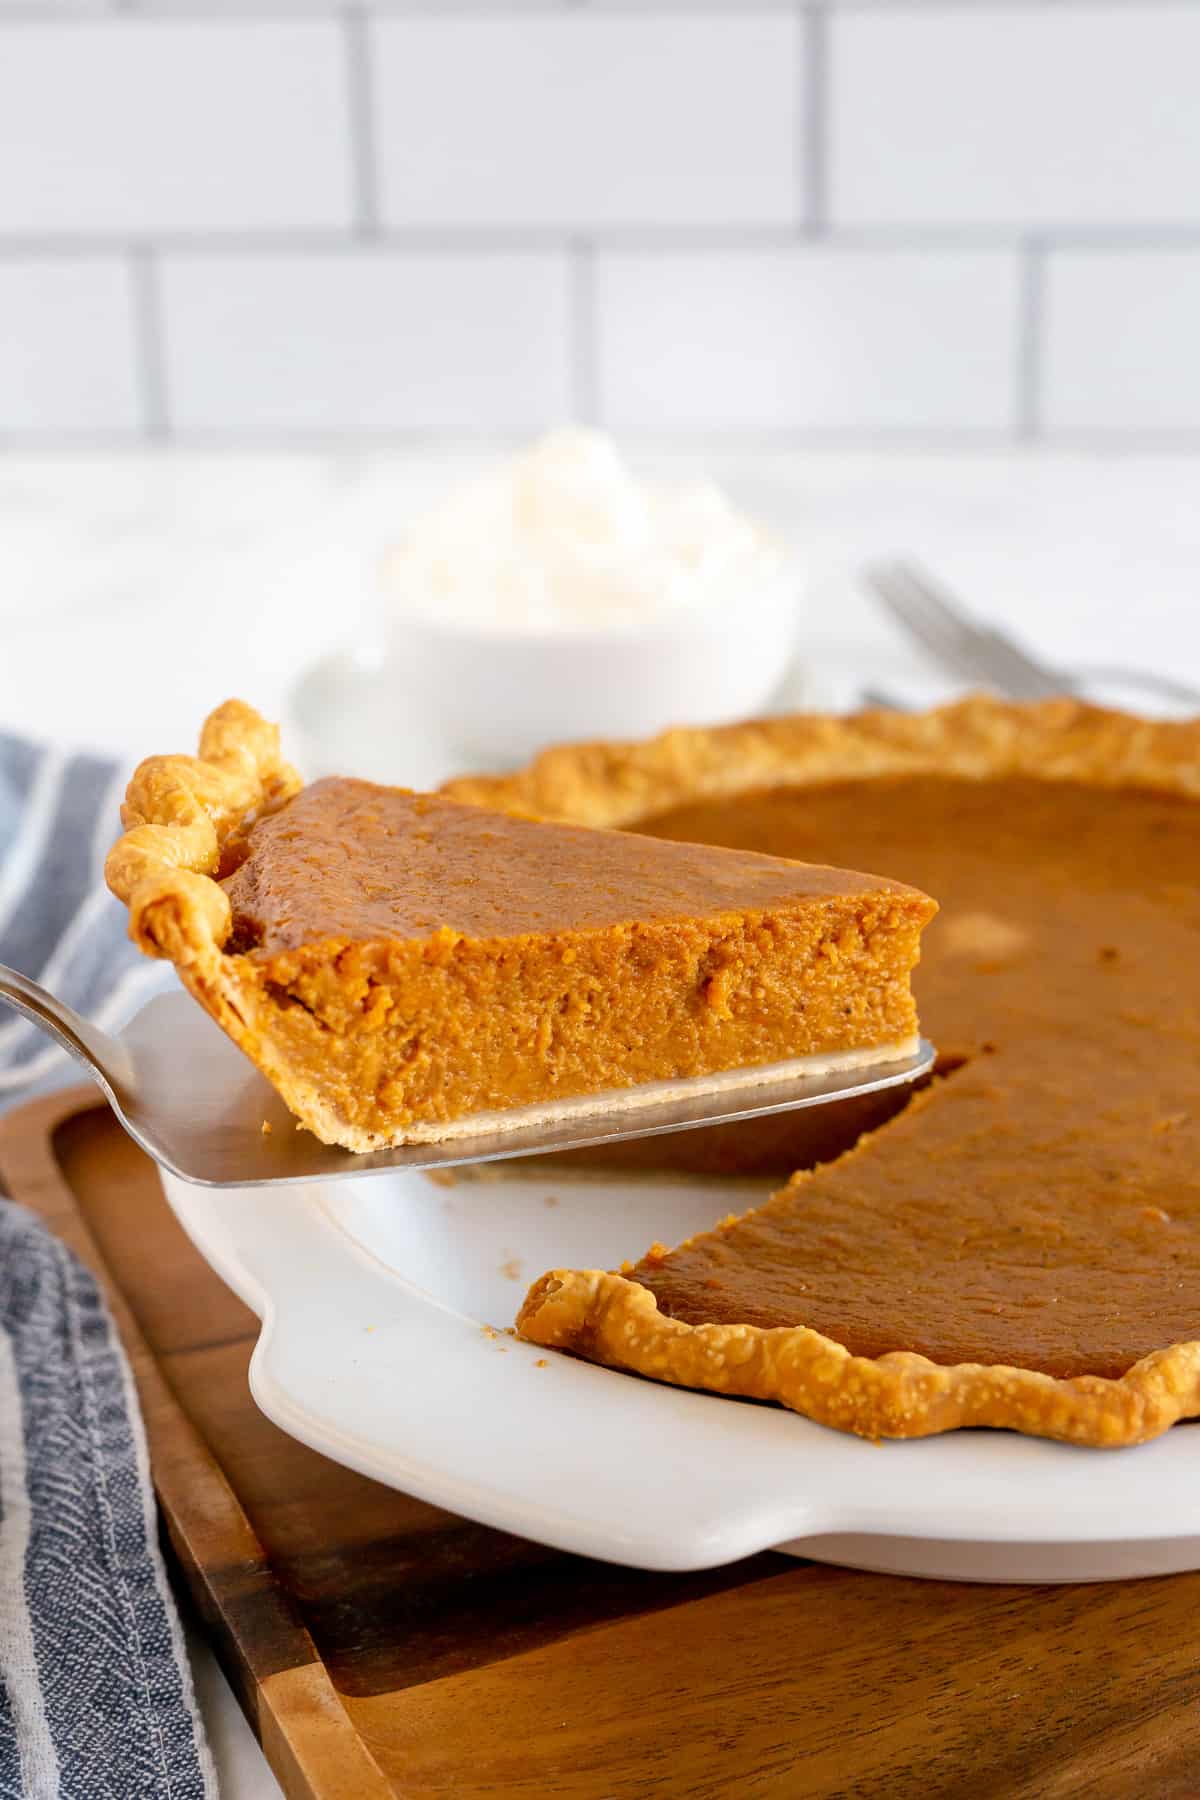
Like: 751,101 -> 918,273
383,429 -> 784,633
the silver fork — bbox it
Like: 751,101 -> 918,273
866,560 -> 1200,710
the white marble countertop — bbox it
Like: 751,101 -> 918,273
4,444 -> 1199,1798
5,447 -> 1200,769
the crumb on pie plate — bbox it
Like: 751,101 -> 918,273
445,696 -> 1200,1450
104,701 -> 935,1155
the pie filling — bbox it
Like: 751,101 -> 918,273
213,775 -> 934,1148
519,774 -> 1200,1387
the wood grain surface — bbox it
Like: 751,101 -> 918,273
2,1088 -> 1199,1800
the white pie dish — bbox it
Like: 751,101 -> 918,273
161,1159 -> 1200,1585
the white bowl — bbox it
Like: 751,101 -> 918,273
384,567 -> 800,767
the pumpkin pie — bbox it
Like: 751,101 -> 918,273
104,701 -> 935,1152
446,697 -> 1200,1449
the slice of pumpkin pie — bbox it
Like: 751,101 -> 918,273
105,701 -> 936,1152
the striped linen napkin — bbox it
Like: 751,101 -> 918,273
0,728 -> 215,1799
0,730 -> 169,1098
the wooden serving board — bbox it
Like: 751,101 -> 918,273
4,1088 -> 1200,1800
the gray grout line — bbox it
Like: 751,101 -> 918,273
4,227 -> 1200,257
343,5 -> 380,236
1015,237 -> 1045,442
0,0 -> 1116,15
0,4 -> 106,17
802,2 -> 828,235
0,231 -> 574,256
824,1 -> 1185,10
0,1 -> 1188,18
0,1 -> 582,17
13,427 -> 1200,451
4,427 -> 1200,454
129,245 -> 168,440
568,238 -> 598,423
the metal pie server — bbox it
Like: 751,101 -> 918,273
0,963 -> 934,1189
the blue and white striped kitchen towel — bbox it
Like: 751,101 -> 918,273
0,728 -> 215,1799
0,731 -> 168,1097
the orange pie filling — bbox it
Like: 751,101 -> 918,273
218,783 -> 933,1146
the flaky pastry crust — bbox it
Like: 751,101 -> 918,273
444,693 -> 1200,826
102,700 -> 357,1135
106,698 -> 301,963
505,695 -> 1200,1447
517,1268 -> 1200,1448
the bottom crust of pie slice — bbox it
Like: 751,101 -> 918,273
323,1036 -> 920,1145
516,1259 -> 1200,1450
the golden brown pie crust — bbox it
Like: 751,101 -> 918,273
517,1265 -> 1200,1448
499,696 -> 1200,1448
105,699 -> 302,962
104,702 -> 933,1151
444,695 -> 1200,827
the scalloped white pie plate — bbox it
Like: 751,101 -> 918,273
162,1163 -> 1200,1584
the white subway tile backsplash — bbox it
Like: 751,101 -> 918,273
596,249 -> 1019,434
1044,250 -> 1200,437
371,15 -> 801,230
0,3 -> 1194,444
159,251 -> 571,435
0,21 -> 353,235
0,257 -> 140,436
832,7 -> 1200,229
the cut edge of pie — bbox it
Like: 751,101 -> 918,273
482,694 -> 1200,1449
104,700 -> 935,1152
